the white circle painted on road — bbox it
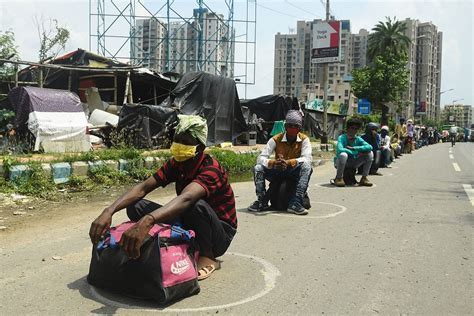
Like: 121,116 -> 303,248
314,182 -> 377,188
89,252 -> 281,313
269,202 -> 347,219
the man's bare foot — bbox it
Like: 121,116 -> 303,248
197,256 -> 220,281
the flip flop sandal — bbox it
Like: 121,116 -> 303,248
198,263 -> 218,281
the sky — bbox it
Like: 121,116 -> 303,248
0,0 -> 472,107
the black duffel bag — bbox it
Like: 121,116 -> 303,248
87,222 -> 200,304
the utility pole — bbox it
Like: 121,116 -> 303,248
322,0 -> 330,145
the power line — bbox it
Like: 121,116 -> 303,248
256,3 -> 304,19
284,0 -> 323,18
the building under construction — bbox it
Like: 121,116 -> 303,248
89,0 -> 256,87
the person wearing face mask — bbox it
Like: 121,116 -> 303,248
89,115 -> 236,281
360,122 -> 382,175
333,118 -> 373,187
248,110 -> 313,215
379,125 -> 392,168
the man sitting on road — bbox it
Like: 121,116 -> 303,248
379,125 -> 392,168
361,122 -> 382,175
334,118 -> 373,187
395,118 -> 406,155
89,115 -> 237,281
248,110 -> 312,215
390,132 -> 402,160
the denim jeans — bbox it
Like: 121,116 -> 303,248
337,151 -> 373,178
381,148 -> 391,167
253,161 -> 313,205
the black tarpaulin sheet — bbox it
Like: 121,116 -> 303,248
159,72 -> 247,146
117,104 -> 177,149
240,95 -> 298,122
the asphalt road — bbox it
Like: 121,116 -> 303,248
1,142 -> 472,315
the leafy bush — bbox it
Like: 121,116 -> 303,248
14,163 -> 57,199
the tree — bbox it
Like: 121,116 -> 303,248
0,30 -> 19,80
351,51 -> 409,125
34,17 -> 70,63
352,17 -> 411,125
368,17 -> 411,61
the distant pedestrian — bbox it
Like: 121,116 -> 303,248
449,125 -> 457,147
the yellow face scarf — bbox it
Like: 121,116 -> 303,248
170,142 -> 197,162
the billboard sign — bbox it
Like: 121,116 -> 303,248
357,99 -> 371,115
415,100 -> 427,115
311,21 -> 341,64
307,98 -> 349,116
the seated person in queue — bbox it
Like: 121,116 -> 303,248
89,115 -> 237,281
248,110 -> 312,215
390,132 -> 402,160
379,125 -> 392,168
360,122 -> 382,175
334,118 -> 373,187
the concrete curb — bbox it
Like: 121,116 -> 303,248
2,148 -> 333,184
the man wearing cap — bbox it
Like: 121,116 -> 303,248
334,118 -> 373,187
89,115 -> 237,281
248,110 -> 313,215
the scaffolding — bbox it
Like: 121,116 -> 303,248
89,0 -> 256,92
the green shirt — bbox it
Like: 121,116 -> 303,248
336,134 -> 373,158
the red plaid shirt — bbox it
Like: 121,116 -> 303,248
153,154 -> 237,228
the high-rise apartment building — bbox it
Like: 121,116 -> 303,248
273,18 -> 443,121
403,18 -> 443,121
133,18 -> 167,71
131,9 -> 234,77
441,104 -> 473,128
349,29 -> 369,72
273,19 -> 355,104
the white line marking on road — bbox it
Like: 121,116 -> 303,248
89,252 -> 281,312
462,184 -> 474,206
271,202 -> 347,219
449,154 -> 454,159
453,163 -> 461,172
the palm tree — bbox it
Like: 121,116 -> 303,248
368,17 -> 411,60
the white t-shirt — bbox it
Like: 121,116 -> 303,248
449,126 -> 457,134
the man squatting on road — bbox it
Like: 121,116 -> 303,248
334,118 -> 374,187
89,115 -> 237,281
248,110 -> 313,215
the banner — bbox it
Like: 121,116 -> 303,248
311,21 -> 341,64
415,100 -> 426,115
306,98 -> 348,116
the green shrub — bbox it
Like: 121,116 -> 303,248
15,163 -> 57,199
208,149 -> 258,174
89,165 -> 130,186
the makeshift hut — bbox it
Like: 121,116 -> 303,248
8,86 -> 90,153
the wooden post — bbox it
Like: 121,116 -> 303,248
123,71 -> 130,105
14,64 -> 18,87
114,74 -> 117,105
68,70 -> 72,91
128,75 -> 133,104
39,67 -> 43,88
